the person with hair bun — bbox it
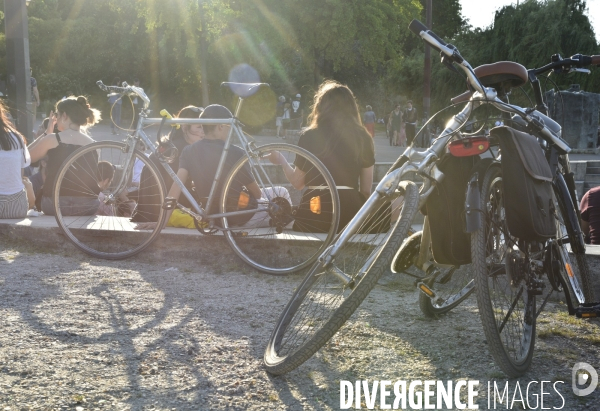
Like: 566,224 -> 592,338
28,95 -> 102,215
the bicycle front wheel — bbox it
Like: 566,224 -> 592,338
552,182 -> 595,305
220,143 -> 340,275
53,141 -> 167,259
264,180 -> 419,375
472,166 -> 536,377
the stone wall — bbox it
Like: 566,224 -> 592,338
545,86 -> 600,150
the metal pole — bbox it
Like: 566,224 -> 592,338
421,0 -> 432,147
423,0 -> 432,122
5,0 -> 33,142
198,0 -> 209,107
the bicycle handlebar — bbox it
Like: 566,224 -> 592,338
531,54 -> 600,76
96,80 -> 151,108
408,19 -> 572,154
409,19 -> 463,64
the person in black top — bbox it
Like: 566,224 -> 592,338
28,96 -> 101,215
268,80 -> 385,232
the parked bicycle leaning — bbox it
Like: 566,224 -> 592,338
52,81 -> 340,274
263,19 -> 599,377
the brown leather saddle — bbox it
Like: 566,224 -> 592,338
451,61 -> 528,104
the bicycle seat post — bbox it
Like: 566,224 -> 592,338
233,96 -> 244,118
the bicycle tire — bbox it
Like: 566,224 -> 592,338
264,180 -> 419,375
53,141 -> 167,259
553,183 -> 596,304
472,166 -> 536,377
220,143 -> 340,275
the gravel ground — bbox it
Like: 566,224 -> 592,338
1,240 -> 599,410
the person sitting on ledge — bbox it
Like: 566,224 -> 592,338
0,100 -> 34,219
28,96 -> 101,216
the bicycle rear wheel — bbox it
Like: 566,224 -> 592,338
220,143 -> 340,275
53,141 -> 166,259
472,166 -> 536,377
264,181 -> 419,375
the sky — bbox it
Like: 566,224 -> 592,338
460,0 -> 600,42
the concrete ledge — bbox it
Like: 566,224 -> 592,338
0,216 -> 329,270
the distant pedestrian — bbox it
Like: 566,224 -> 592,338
30,67 -> 40,138
404,100 -> 418,146
363,105 -> 376,138
275,95 -> 286,137
108,77 -> 122,135
388,104 -> 403,146
290,93 -> 303,130
281,101 -> 291,138
131,78 -> 144,129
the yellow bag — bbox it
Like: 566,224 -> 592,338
166,209 -> 196,229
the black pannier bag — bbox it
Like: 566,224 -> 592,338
424,154 -> 477,265
491,126 -> 556,241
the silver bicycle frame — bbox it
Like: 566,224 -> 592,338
109,96 -> 277,225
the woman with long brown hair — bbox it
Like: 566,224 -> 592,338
270,80 -> 378,232
0,101 -> 34,218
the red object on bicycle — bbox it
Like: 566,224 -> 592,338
449,136 -> 489,157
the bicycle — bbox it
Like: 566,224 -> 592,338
263,19 -> 600,375
460,55 -> 598,376
51,81 -> 340,275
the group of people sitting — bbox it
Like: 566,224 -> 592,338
1,80 -> 391,235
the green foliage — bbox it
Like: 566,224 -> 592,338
0,0 -> 596,126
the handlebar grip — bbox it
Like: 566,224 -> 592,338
408,19 -> 448,47
451,90 -> 473,105
409,19 -> 429,36
592,55 -> 600,65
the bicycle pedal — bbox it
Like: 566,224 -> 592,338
417,282 -> 437,300
162,197 -> 178,210
575,303 -> 600,318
